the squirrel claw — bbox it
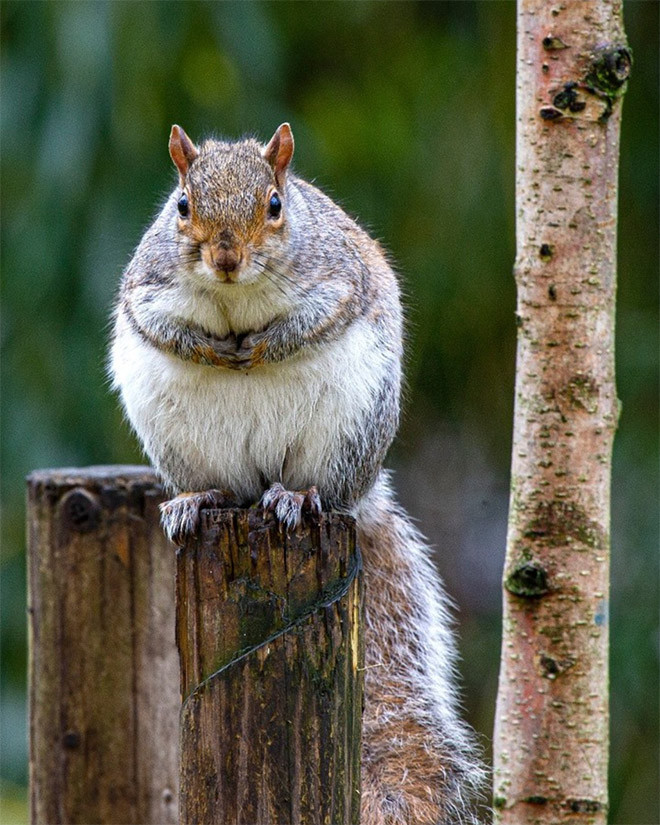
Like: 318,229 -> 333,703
303,485 -> 322,516
260,483 -> 322,531
160,488 -> 237,545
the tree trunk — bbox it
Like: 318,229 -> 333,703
493,2 -> 629,823
176,508 -> 363,825
27,466 -> 179,825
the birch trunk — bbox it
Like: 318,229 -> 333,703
493,2 -> 629,823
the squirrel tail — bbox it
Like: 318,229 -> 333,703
355,472 -> 487,825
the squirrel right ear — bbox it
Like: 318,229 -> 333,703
263,123 -> 294,184
169,125 -> 199,181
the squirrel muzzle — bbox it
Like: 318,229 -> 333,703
205,242 -> 243,282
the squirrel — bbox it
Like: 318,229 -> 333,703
110,123 -> 485,824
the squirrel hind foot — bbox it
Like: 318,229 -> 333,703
159,488 -> 237,545
260,482 -> 322,531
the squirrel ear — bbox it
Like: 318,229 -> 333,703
263,123 -> 294,184
169,125 -> 199,180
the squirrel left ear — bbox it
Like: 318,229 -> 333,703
263,123 -> 294,184
169,125 -> 199,181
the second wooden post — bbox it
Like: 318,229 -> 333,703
176,508 -> 363,825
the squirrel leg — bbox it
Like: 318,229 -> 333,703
260,482 -> 322,530
159,489 -> 237,545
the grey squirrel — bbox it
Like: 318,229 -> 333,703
110,123 -> 485,824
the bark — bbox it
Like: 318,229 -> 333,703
27,466 -> 179,825
176,508 -> 363,825
493,2 -> 629,823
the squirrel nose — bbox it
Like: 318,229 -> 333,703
210,246 -> 241,274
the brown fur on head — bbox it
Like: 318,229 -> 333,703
168,124 -> 294,282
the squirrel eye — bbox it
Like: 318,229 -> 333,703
177,193 -> 189,218
268,192 -> 282,219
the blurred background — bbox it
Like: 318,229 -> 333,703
1,2 -> 657,822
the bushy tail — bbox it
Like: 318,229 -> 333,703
356,472 -> 487,825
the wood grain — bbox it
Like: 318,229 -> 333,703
177,508 -> 363,825
28,466 -> 179,825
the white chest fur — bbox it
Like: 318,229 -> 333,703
111,311 -> 387,501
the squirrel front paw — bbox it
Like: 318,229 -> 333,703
160,489 -> 237,545
260,482 -> 322,531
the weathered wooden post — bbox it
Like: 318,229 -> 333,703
29,467 -> 363,824
27,466 -> 179,825
176,508 -> 363,825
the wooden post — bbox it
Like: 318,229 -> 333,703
176,508 -> 363,825
27,466 -> 179,825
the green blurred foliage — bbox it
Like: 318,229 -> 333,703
1,2 -> 657,821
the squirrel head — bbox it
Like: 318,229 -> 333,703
168,124 -> 295,285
